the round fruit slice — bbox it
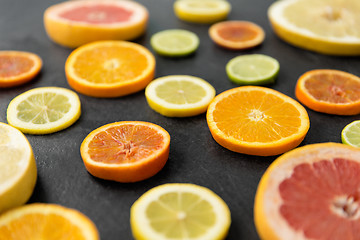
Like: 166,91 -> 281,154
342,120 -> 360,147
209,21 -> 265,50
254,142 -> 360,240
145,75 -> 216,117
44,0 -> 148,48
0,51 -> 42,88
268,0 -> 360,56
0,122 -> 36,214
226,54 -> 279,85
7,87 -> 81,135
206,86 -> 309,156
174,0 -> 231,24
130,183 -> 231,240
150,29 -> 199,57
80,121 -> 170,183
295,69 -> 360,115
65,40 -> 155,98
0,203 -> 99,239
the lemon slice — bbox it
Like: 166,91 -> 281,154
342,120 -> 360,147
0,122 -> 36,213
130,183 -> 231,240
145,75 -> 216,117
7,87 -> 81,134
268,0 -> 360,55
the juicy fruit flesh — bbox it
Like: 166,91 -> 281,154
279,158 -> 360,240
59,5 -> 133,24
186,2 -> 219,10
304,72 -> 360,103
217,25 -> 258,42
0,55 -> 34,78
16,93 -> 71,124
213,90 -> 302,142
146,191 -> 216,238
155,80 -> 207,104
73,46 -> 148,84
88,125 -> 165,164
155,33 -> 196,52
230,58 -> 276,79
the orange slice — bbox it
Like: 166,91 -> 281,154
254,142 -> 360,240
0,203 -> 99,239
209,21 -> 265,50
80,121 -> 170,183
65,40 -> 155,98
295,69 -> 360,115
0,51 -> 42,88
206,86 -> 309,156
44,0 -> 148,48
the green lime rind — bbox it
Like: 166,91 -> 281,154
226,54 -> 280,85
341,120 -> 360,147
150,29 -> 200,57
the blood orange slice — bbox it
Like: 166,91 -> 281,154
43,0 -> 148,48
254,142 -> 360,240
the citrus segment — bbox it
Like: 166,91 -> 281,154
0,203 -> 99,240
174,0 -> 231,24
130,183 -> 231,240
0,51 -> 42,88
0,123 -> 36,214
44,0 -> 148,48
268,0 -> 360,55
65,40 -> 155,98
145,75 -> 216,117
295,69 -> 360,115
342,120 -> 360,147
209,21 -> 265,50
80,121 -> 170,182
7,87 -> 81,134
254,142 -> 360,240
206,86 -> 309,156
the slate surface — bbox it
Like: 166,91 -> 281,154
0,0 -> 360,239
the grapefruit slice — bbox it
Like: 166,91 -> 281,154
43,0 -> 148,48
254,142 -> 360,240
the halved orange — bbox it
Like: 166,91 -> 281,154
206,86 -> 310,156
209,21 -> 265,50
65,40 -> 155,98
80,121 -> 170,183
0,51 -> 42,88
44,0 -> 148,48
295,69 -> 360,115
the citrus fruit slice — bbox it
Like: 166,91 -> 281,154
0,122 -> 36,214
130,183 -> 231,240
0,51 -> 42,88
7,87 -> 81,135
150,29 -> 200,57
44,0 -> 148,48
268,0 -> 360,56
226,54 -> 280,85
341,120 -> 360,147
65,40 -> 155,98
0,203 -> 99,239
209,21 -> 265,50
295,69 -> 360,115
206,86 -> 310,156
254,142 -> 360,240
145,75 -> 216,117
174,0 -> 231,24
80,121 -> 170,183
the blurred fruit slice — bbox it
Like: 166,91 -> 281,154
130,183 -> 231,240
44,0 -> 148,48
209,21 -> 265,50
0,51 -> 42,88
268,0 -> 360,55
342,120 -> 360,147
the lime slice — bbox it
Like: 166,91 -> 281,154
130,183 -> 231,240
150,29 -> 200,57
341,120 -> 360,147
226,54 -> 280,85
7,87 -> 81,134
145,75 -> 216,117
